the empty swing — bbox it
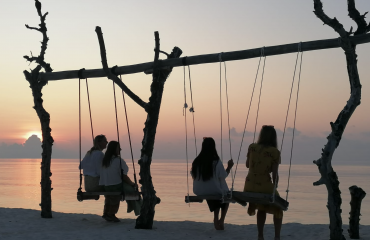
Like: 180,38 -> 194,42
76,69 -> 140,202
184,44 -> 304,212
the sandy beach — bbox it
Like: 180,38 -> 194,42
1,208 -> 369,240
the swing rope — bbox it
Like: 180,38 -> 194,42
85,79 -> 94,143
253,48 -> 267,143
272,43 -> 303,202
231,48 -> 264,191
187,66 -> 198,156
112,81 -> 125,199
223,61 -> 233,163
119,75 -> 138,188
219,53 -> 224,163
219,53 -> 234,187
285,46 -> 303,202
112,82 -> 121,144
183,63 -> 190,206
78,77 -> 82,192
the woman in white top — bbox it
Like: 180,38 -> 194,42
80,134 -> 107,192
99,141 -> 141,222
192,137 -> 234,230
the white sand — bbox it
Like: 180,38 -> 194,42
1,208 -> 369,240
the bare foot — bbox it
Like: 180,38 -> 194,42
219,220 -> 225,230
213,219 -> 221,230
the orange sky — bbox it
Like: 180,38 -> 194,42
0,1 -> 369,162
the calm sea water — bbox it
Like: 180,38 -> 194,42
0,159 -> 369,225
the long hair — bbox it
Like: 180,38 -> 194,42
257,125 -> 277,148
191,137 -> 220,181
87,134 -> 106,154
102,141 -> 119,168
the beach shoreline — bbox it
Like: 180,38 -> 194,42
1,207 -> 369,240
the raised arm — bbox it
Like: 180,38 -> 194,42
225,159 -> 234,175
272,154 -> 281,188
122,174 -> 137,188
246,148 -> 250,168
272,163 -> 279,188
120,158 -> 137,188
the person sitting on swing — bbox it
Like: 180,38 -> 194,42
79,134 -> 107,192
243,125 -> 283,240
191,137 -> 234,230
99,141 -> 141,222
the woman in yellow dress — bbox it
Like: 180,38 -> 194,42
243,125 -> 282,240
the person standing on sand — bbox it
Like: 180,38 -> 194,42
191,137 -> 234,230
80,134 -> 107,192
243,125 -> 283,240
99,141 -> 141,222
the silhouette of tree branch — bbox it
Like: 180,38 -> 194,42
312,1 -> 366,240
95,26 -> 148,110
23,0 -> 52,73
313,0 -> 348,37
348,0 -> 369,35
23,0 -> 54,218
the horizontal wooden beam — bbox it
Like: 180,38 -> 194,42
39,33 -> 370,82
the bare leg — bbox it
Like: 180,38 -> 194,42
219,203 -> 229,230
257,210 -> 266,239
102,196 -> 112,221
213,208 -> 220,230
273,215 -> 282,239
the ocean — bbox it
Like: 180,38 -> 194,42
0,158 -> 369,225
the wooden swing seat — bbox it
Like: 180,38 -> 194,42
232,191 -> 289,211
185,194 -> 247,206
185,194 -> 234,203
184,191 -> 288,210
77,191 -> 141,202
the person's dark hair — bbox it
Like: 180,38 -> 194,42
257,125 -> 277,148
102,141 -> 119,168
87,134 -> 107,154
191,137 -> 220,181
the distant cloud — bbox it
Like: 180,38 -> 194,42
275,127 -> 301,137
0,135 -> 42,158
1,133 -> 369,166
229,127 -> 301,139
0,135 -> 78,159
286,127 -> 301,136
230,127 -> 253,137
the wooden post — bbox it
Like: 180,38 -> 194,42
23,0 -> 54,218
95,28 -> 182,228
348,186 -> 366,239
312,1 -> 369,239
135,34 -> 182,229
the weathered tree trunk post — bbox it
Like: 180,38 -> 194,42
348,186 -> 366,239
95,28 -> 182,229
312,1 -> 369,239
135,33 -> 182,229
23,0 -> 54,218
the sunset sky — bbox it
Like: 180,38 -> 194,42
0,0 -> 369,164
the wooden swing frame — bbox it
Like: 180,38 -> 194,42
24,0 -> 369,234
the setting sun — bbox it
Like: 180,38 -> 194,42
25,131 -> 42,140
